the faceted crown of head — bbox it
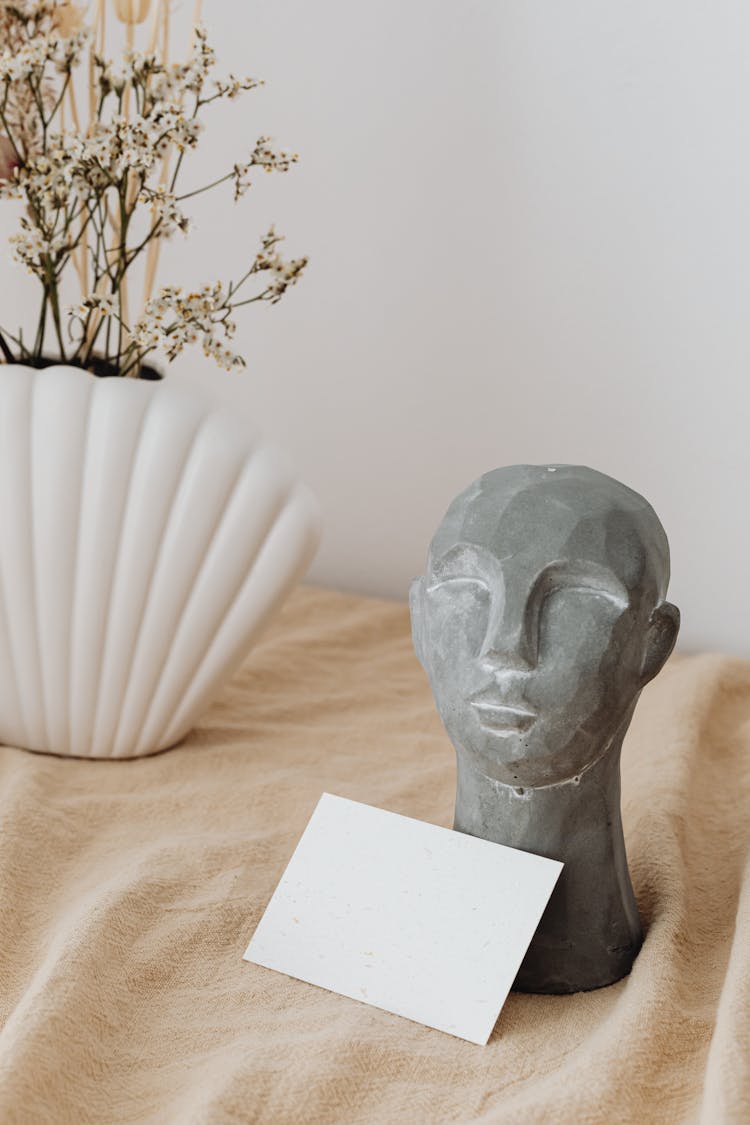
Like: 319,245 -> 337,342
410,465 -> 680,787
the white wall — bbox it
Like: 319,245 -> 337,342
2,2 -> 748,654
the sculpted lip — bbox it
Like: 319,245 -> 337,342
469,696 -> 537,733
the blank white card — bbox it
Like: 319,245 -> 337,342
243,793 -> 562,1045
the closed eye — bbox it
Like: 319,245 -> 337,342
426,576 -> 490,595
544,583 -> 628,610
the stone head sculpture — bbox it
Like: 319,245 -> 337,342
410,465 -> 679,993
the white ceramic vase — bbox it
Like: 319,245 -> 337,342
0,364 -> 321,759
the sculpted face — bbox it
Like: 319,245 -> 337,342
411,466 -> 679,788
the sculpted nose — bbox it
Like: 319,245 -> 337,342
480,592 -> 538,672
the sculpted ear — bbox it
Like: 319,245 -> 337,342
639,602 -> 680,686
409,577 -> 427,669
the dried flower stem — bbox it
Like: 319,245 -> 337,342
143,0 -> 182,307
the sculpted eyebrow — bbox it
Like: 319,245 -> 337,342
426,545 -> 492,586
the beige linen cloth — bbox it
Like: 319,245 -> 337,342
0,586 -> 748,1124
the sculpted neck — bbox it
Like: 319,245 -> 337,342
454,727 -> 643,993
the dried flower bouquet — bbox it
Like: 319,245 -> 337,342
0,0 -> 307,376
